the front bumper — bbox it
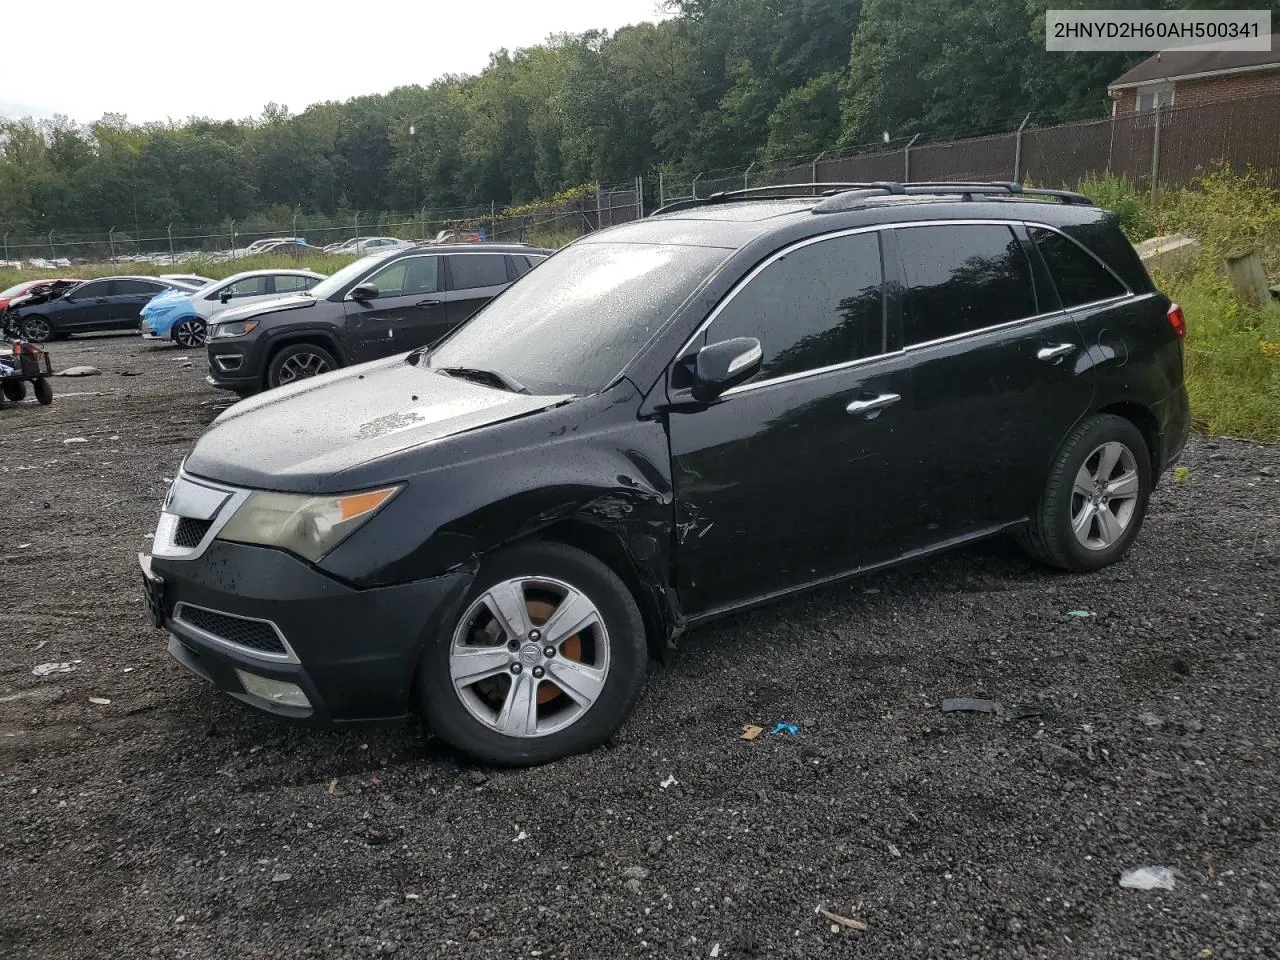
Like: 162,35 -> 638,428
143,543 -> 472,724
206,336 -> 266,391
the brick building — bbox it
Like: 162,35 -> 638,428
1109,37 -> 1280,115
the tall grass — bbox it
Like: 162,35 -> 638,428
1076,169 -> 1280,442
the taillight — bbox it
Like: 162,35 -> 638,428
1167,303 -> 1186,339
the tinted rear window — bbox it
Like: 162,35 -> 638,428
450,254 -> 509,291
113,279 -> 164,295
898,225 -> 1037,346
1060,217 -> 1152,293
1030,226 -> 1127,308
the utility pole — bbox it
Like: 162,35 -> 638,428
167,224 -> 175,265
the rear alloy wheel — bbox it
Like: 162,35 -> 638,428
172,318 -> 207,348
421,542 -> 648,766
1018,414 -> 1152,572
267,343 -> 337,389
21,316 -> 52,343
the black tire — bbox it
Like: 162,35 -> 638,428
2,380 -> 25,402
21,315 -> 52,343
171,317 -> 207,348
34,378 -> 53,405
419,541 -> 648,767
266,342 -> 337,390
1018,414 -> 1152,572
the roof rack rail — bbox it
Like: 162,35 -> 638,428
811,181 -> 1093,213
650,182 -> 907,216
650,180 -> 1093,217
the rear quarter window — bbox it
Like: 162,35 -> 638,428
1030,227 -> 1127,307
1059,216 -> 1153,294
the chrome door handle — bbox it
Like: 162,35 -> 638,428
846,393 -> 901,416
416,298 -> 442,307
1036,343 -> 1076,361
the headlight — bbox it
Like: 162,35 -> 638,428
217,486 -> 401,562
212,320 -> 259,338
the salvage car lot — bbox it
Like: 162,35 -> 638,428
1,334 -> 1278,959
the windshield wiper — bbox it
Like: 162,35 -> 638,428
436,366 -> 530,395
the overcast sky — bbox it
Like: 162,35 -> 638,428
2,0 -> 669,126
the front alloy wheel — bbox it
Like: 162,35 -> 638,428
173,318 -> 207,347
421,542 -> 648,766
451,577 -> 610,738
22,316 -> 52,342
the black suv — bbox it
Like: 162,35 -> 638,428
204,243 -> 550,393
143,182 -> 1189,766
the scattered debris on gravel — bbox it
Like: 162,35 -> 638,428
2,334 -> 1279,958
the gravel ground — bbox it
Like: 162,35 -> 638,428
1,334 -> 1278,960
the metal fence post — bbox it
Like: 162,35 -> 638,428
811,151 -> 827,183
1150,107 -> 1162,204
292,211 -> 298,240
168,224 -> 175,264
491,200 -> 496,240
1013,113 -> 1031,183
636,175 -> 644,218
2,232 -> 8,264
595,183 -> 603,230
48,232 -> 56,261
658,170 -> 665,209
108,226 -> 116,259
903,134 -> 920,182
692,172 -> 703,199
353,211 -> 360,245
744,161 -> 756,190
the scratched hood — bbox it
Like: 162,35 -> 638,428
183,356 -> 573,492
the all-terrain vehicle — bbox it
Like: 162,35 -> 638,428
0,339 -> 54,407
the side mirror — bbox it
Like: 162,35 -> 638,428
691,337 -> 763,403
220,291 -> 233,303
349,284 -> 379,302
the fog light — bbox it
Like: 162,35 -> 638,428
234,669 -> 311,709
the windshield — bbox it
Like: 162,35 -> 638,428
307,253 -> 388,299
428,241 -> 729,395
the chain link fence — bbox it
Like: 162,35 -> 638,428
0,179 -> 644,269
6,92 -> 1280,270
657,90 -> 1280,205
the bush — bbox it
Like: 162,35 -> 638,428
1076,173 -> 1156,241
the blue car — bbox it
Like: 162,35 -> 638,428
141,269 -> 325,347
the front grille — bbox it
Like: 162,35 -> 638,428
173,517 -> 213,548
177,606 -> 287,656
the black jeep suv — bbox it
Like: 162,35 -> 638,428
204,243 -> 550,393
143,182 -> 1189,766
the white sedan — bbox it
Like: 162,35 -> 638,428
140,269 -> 325,346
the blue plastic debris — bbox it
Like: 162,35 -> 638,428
771,722 -> 799,736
